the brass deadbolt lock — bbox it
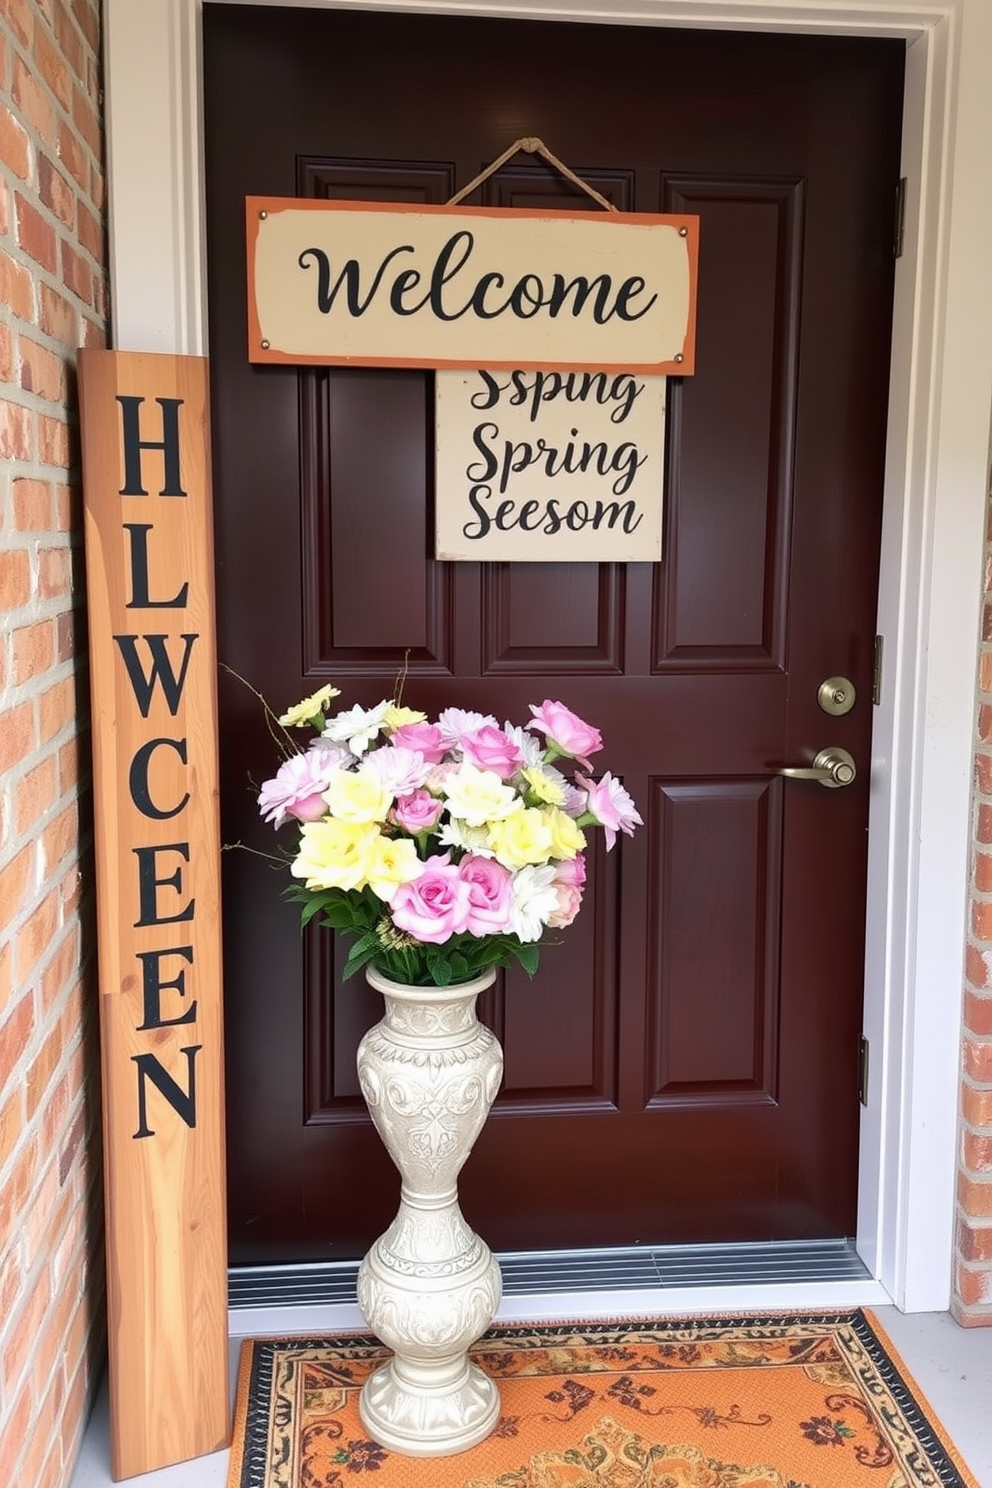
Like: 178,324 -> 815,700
818,676 -> 856,717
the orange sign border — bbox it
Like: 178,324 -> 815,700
245,195 -> 699,374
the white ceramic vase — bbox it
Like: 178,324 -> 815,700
355,964 -> 504,1457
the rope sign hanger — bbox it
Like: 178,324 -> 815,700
446,136 -> 619,214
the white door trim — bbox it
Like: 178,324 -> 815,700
103,0 -> 992,1312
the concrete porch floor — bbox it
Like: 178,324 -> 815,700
69,1305 -> 992,1487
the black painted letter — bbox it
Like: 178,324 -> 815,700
123,523 -> 189,609
117,396 -> 186,496
132,1045 -> 201,1138
133,843 -> 195,927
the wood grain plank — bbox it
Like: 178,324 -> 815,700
79,349 -> 228,1480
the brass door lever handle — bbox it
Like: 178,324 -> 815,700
776,747 -> 857,788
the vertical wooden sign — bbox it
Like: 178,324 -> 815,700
78,350 -> 228,1479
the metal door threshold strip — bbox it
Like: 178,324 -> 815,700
229,1239 -> 870,1310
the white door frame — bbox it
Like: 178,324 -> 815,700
103,0 -> 992,1312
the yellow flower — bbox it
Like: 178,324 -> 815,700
522,766 -> 566,806
444,764 -> 519,828
487,808 -> 555,869
279,685 -> 340,728
290,819 -> 378,891
322,767 -> 391,823
385,704 -> 427,730
365,836 -> 424,903
541,806 -> 586,860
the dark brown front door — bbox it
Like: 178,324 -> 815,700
203,7 -> 903,1264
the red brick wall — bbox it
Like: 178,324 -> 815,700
955,474 -> 992,1326
0,2 -> 107,1484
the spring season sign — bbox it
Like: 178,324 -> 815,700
78,350 -> 228,1479
436,368 -> 666,561
246,197 -> 698,372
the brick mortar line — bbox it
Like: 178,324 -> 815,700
0,874 -> 86,1000
0,981 -> 90,1184
0,310 -> 105,366
0,658 -> 76,698
0,378 -> 90,421
1,19 -> 103,149
0,237 -> 106,325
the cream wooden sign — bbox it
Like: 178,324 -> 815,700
247,197 -> 698,372
78,350 -> 228,1480
436,368 -> 666,562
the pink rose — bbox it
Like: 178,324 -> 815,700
547,882 -> 583,929
528,700 -> 603,768
258,751 -> 337,827
389,722 -> 447,763
546,854 -> 587,928
554,851 -> 586,889
459,725 -> 525,779
391,789 -> 444,833
390,853 -> 472,944
458,854 -> 514,936
576,772 -> 643,850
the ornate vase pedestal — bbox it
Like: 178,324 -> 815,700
356,966 -> 503,1457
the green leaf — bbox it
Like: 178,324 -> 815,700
510,941 -> 540,977
317,897 -> 362,931
448,950 -> 469,982
342,936 -> 379,981
425,948 -> 453,986
298,896 -> 326,929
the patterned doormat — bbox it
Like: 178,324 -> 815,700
228,1310 -> 979,1488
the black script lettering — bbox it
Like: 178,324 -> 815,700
113,633 -> 198,718
593,498 -> 643,532
129,737 -> 190,819
607,443 -> 646,496
133,843 -> 195,928
472,370 -> 646,425
508,274 -> 547,320
468,271 -> 508,319
299,235 -> 660,328
299,244 -> 415,316
613,275 -> 656,321
136,945 -> 197,1030
463,484 -> 494,540
132,1045 -> 200,1139
469,422 -> 646,497
428,231 -> 477,322
117,396 -> 186,497
462,489 -> 643,538
470,372 -> 509,411
466,423 -> 500,486
546,275 -> 612,323
545,273 -> 657,325
389,267 -> 427,316
123,523 -> 189,609
544,499 -> 563,535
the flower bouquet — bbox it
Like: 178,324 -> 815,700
257,685 -> 641,987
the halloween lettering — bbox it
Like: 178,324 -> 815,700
112,395 -> 202,1140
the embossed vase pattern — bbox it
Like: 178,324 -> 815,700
356,966 -> 504,1455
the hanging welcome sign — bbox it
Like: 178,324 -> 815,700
246,197 -> 698,372
436,368 -> 666,562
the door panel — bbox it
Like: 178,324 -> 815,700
202,7 -> 903,1263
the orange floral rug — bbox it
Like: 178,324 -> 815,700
228,1310 -> 979,1488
